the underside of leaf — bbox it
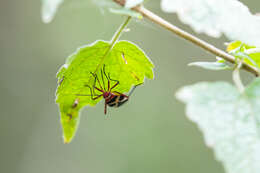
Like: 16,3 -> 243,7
56,40 -> 154,143
161,0 -> 260,47
176,78 -> 260,173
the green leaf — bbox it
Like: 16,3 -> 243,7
188,61 -> 230,71
226,41 -> 260,68
176,78 -> 260,173
226,41 -> 255,52
56,40 -> 154,143
161,0 -> 260,47
109,8 -> 143,19
41,0 -> 63,23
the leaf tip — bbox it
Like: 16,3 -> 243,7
175,85 -> 196,103
63,137 -> 72,144
41,0 -> 64,23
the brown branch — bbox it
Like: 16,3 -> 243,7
113,0 -> 259,76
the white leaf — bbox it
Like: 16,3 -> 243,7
109,8 -> 143,19
125,0 -> 144,8
41,0 -> 64,23
188,61 -> 230,71
161,0 -> 260,47
176,78 -> 260,173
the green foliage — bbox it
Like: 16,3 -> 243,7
56,40 -> 154,143
226,41 -> 260,68
176,78 -> 260,173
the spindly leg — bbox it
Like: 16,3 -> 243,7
128,83 -> 143,96
104,103 -> 107,114
102,65 -> 110,90
80,85 -> 102,100
86,84 -> 94,99
90,72 -> 104,91
100,68 -> 106,91
92,94 -> 103,100
90,72 -> 104,96
90,72 -> 98,96
108,73 -> 119,91
76,93 -> 102,100
102,64 -> 120,91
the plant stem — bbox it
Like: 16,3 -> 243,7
233,61 -> 245,93
110,16 -> 132,46
113,0 -> 259,76
94,16 -> 131,73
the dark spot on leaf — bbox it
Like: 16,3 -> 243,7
58,76 -> 64,85
121,52 -> 128,64
131,72 -> 140,81
72,98 -> 79,108
67,113 -> 72,120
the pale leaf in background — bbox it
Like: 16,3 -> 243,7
125,0 -> 144,8
188,61 -> 230,71
161,0 -> 260,47
41,0 -> 64,23
176,79 -> 260,173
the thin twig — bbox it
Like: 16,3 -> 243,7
94,16 -> 132,74
113,0 -> 259,76
233,60 -> 245,93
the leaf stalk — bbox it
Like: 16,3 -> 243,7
233,60 -> 245,93
94,16 -> 132,74
111,16 -> 132,46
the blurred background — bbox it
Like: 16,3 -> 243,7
1,0 -> 259,173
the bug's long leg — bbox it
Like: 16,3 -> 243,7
84,84 -> 102,100
102,65 -> 119,91
90,72 -> 104,91
103,65 -> 110,91
100,67 -> 106,91
90,72 -> 99,96
76,82 -> 103,100
76,94 -> 103,100
86,84 -> 94,98
90,72 -> 105,98
76,84 -> 102,100
92,94 -> 103,100
108,73 -> 119,91
128,83 -> 143,96
104,103 -> 107,114
128,86 -> 137,97
110,81 -> 119,91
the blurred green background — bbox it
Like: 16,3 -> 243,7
1,0 -> 259,173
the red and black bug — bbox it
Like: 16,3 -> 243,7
78,65 -> 141,114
